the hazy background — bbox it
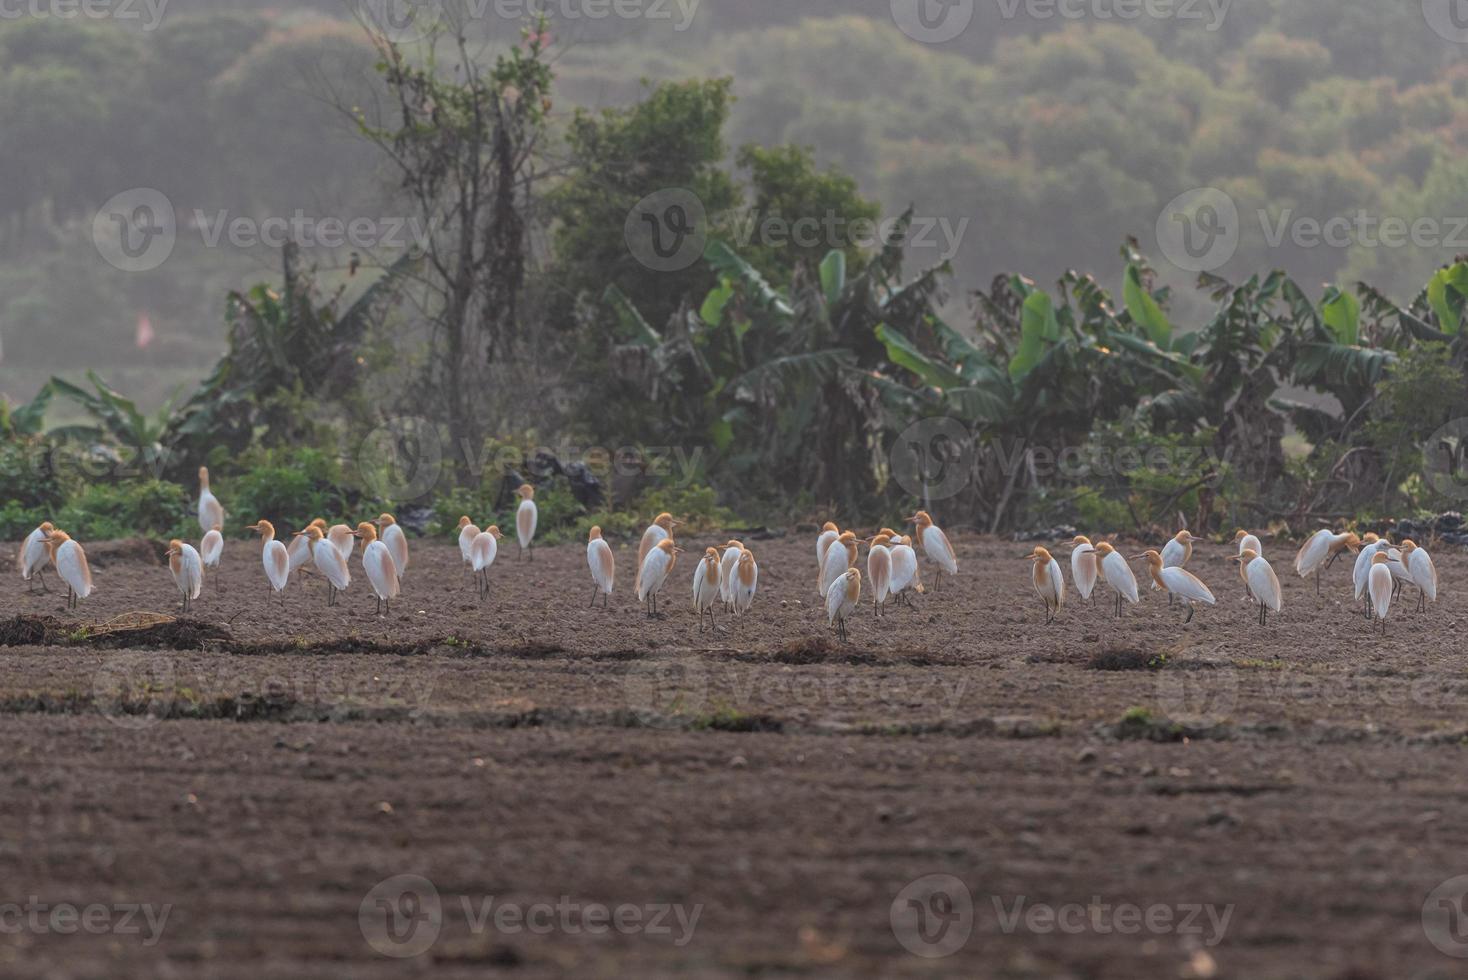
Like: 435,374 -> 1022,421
2,0 -> 1465,408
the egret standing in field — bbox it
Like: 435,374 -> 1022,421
889,534 -> 924,607
246,520 -> 290,603
1094,542 -> 1139,619
354,521 -> 401,616
815,522 -> 840,596
826,567 -> 861,643
457,516 -> 481,567
18,520 -> 54,593
908,511 -> 957,591
1070,536 -> 1098,606
1400,540 -> 1439,612
1231,548 -> 1282,627
820,531 -> 859,599
327,523 -> 356,564
1368,552 -> 1394,634
1156,530 -> 1200,606
1028,546 -> 1065,624
469,526 -> 503,601
635,513 -> 680,595
166,538 -> 203,614
45,530 -> 92,610
375,513 -> 409,580
515,484 -> 537,561
718,540 -> 744,612
867,533 -> 894,618
693,547 -> 722,631
290,518 -> 325,583
731,549 -> 758,616
299,525 -> 349,606
637,538 -> 679,618
586,526 -> 615,608
200,524 -> 223,591
197,466 -> 223,536
1132,549 -> 1215,624
1352,533 -> 1387,618
1295,529 -> 1360,595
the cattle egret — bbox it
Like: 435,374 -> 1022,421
586,526 -> 615,608
375,513 -> 409,579
197,466 -> 223,536
1133,549 -> 1215,624
635,513 -> 680,594
166,539 -> 203,614
815,522 -> 840,596
327,523 -> 356,563
908,511 -> 957,590
1095,542 -> 1139,618
637,538 -> 679,618
457,516 -> 481,566
1352,534 -> 1387,618
298,525 -> 349,606
469,526 -> 503,601
1156,530 -> 1201,605
1368,552 -> 1394,634
1070,536 -> 1098,605
18,521 -> 54,593
1400,540 -> 1439,612
1230,549 -> 1282,626
246,520 -> 291,601
515,484 -> 538,560
718,540 -> 743,612
867,534 -> 894,618
693,547 -> 722,631
354,521 -> 401,616
45,530 -> 92,610
1295,529 -> 1360,594
820,531 -> 859,598
731,549 -> 758,616
1233,529 -> 1263,558
1028,546 -> 1064,624
826,567 -> 862,642
289,518 -> 325,582
1385,547 -> 1414,599
889,534 -> 924,606
200,524 -> 224,590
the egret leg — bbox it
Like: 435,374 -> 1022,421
1184,604 -> 1195,625
589,587 -> 598,608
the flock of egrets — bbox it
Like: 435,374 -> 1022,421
11,468 -> 1444,639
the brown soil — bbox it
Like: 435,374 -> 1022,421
1,530 -> 1465,978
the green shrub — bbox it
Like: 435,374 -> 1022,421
221,447 -> 379,535
56,480 -> 193,540
0,500 -> 46,540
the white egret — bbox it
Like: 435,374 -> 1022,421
166,539 -> 203,614
1095,542 -> 1139,618
908,511 -> 957,591
1295,529 -> 1360,594
826,567 -> 861,643
587,526 -> 615,608
354,521 -> 401,616
1231,548 -> 1282,627
1028,546 -> 1064,624
692,547 -> 722,631
18,520 -> 54,593
1133,549 -> 1215,624
637,538 -> 680,618
515,484 -> 538,560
